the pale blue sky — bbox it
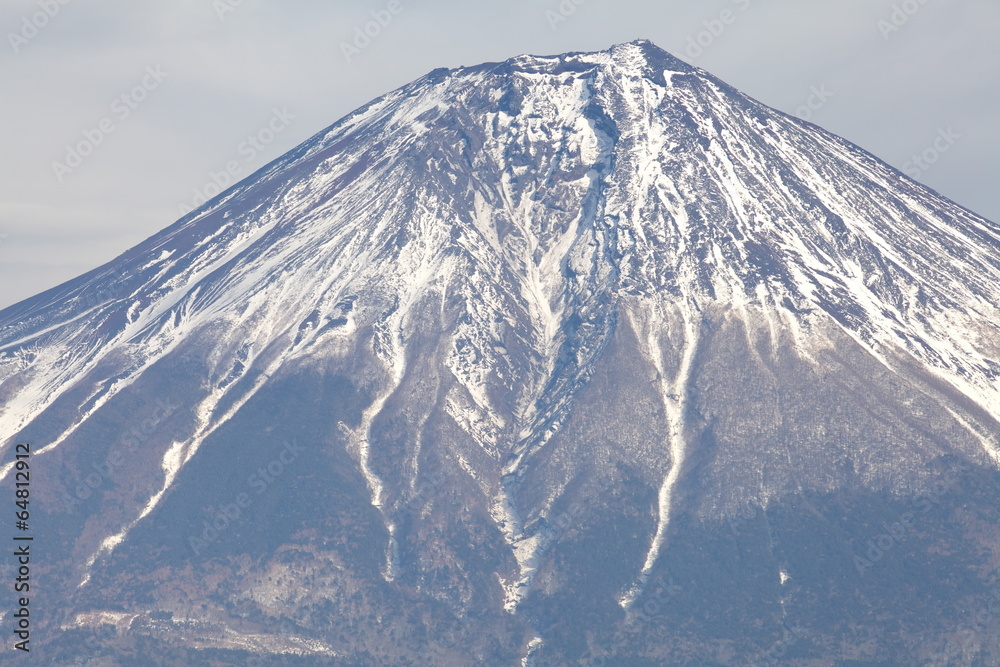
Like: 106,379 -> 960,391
0,0 -> 996,309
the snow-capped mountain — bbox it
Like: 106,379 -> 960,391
2,40 -> 999,664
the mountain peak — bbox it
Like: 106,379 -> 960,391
3,42 -> 1000,665
498,38 -> 692,81
610,37 -> 686,65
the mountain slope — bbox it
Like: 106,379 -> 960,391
2,40 -> 999,665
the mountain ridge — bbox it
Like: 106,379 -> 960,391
2,40 -> 1000,664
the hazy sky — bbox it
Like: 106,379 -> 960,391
1,0 -> 996,309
